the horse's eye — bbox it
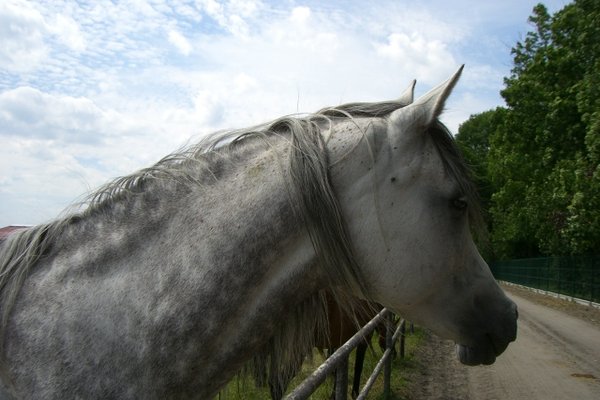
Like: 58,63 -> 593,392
452,197 -> 468,210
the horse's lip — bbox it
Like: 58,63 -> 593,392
490,333 -> 511,355
456,338 -> 498,366
456,327 -> 517,365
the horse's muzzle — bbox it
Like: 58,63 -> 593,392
456,302 -> 518,366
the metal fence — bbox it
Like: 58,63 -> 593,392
490,255 -> 600,303
284,309 -> 407,400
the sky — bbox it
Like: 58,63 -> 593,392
0,0 -> 570,227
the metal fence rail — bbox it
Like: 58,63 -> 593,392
284,309 -> 406,400
491,255 -> 600,303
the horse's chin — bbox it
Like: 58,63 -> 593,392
455,343 -> 497,366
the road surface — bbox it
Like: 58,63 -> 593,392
466,290 -> 600,399
408,288 -> 600,399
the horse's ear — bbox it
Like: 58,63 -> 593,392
390,65 -> 463,128
398,79 -> 416,105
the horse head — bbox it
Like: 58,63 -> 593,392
329,67 -> 517,365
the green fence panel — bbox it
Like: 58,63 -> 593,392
490,256 -> 600,303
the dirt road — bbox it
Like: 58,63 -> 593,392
467,289 -> 600,399
407,288 -> 600,399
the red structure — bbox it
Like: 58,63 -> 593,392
0,226 -> 29,241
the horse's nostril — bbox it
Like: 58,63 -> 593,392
511,303 -> 518,320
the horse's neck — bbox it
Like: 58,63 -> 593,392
9,141 -> 324,399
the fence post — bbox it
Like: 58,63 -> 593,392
546,260 -> 550,293
334,356 -> 348,400
572,257 -> 576,299
557,259 -> 561,295
383,313 -> 394,399
592,257 -> 596,304
399,320 -> 406,359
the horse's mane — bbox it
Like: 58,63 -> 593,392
0,96 -> 481,391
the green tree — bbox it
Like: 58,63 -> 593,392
456,108 -> 507,258
459,1 -> 600,258
456,108 -> 507,188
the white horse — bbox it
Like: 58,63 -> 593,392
0,67 -> 517,399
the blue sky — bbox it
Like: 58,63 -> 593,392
0,0 -> 569,227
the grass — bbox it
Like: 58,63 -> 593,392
217,325 -> 425,400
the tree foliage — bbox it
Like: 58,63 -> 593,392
457,0 -> 600,259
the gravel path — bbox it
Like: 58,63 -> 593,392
406,287 -> 600,399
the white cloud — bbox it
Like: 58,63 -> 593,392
445,90 -> 504,132
168,30 -> 192,55
0,63 -> 316,224
194,0 -> 248,37
1,0 -> 560,226
0,85 -> 200,225
290,6 -> 310,24
375,32 -> 457,85
47,14 -> 87,52
0,0 -> 89,74
461,64 -> 505,91
228,0 -> 262,17
0,0 -> 48,72
0,87 -> 118,143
